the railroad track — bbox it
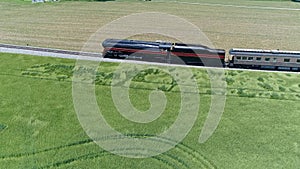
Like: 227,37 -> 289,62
0,43 -> 299,74
0,43 -> 102,57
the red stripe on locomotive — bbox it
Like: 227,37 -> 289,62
104,47 -> 225,59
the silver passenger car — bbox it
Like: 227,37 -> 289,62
229,48 -> 300,71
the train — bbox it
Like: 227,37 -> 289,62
102,39 -> 300,71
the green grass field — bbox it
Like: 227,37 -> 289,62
1,0 -> 300,168
1,53 -> 300,168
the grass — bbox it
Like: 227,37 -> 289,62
1,0 -> 300,168
20,57 -> 300,101
1,53 -> 300,168
0,124 -> 7,132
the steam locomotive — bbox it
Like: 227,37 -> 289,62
102,39 -> 300,71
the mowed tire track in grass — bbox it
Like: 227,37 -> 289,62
0,134 -> 216,169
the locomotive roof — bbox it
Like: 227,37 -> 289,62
102,39 -> 170,49
174,43 -> 225,53
102,39 -> 224,52
103,39 -> 165,45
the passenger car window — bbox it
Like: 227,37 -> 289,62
265,58 -> 270,61
248,57 -> 253,60
256,57 -> 261,61
236,56 -> 241,60
284,58 -> 290,62
242,57 -> 247,60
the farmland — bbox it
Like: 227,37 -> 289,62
1,0 -> 300,51
1,0 -> 300,168
1,52 -> 300,168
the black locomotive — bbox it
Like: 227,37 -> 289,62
102,39 -> 226,67
102,39 -> 300,71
